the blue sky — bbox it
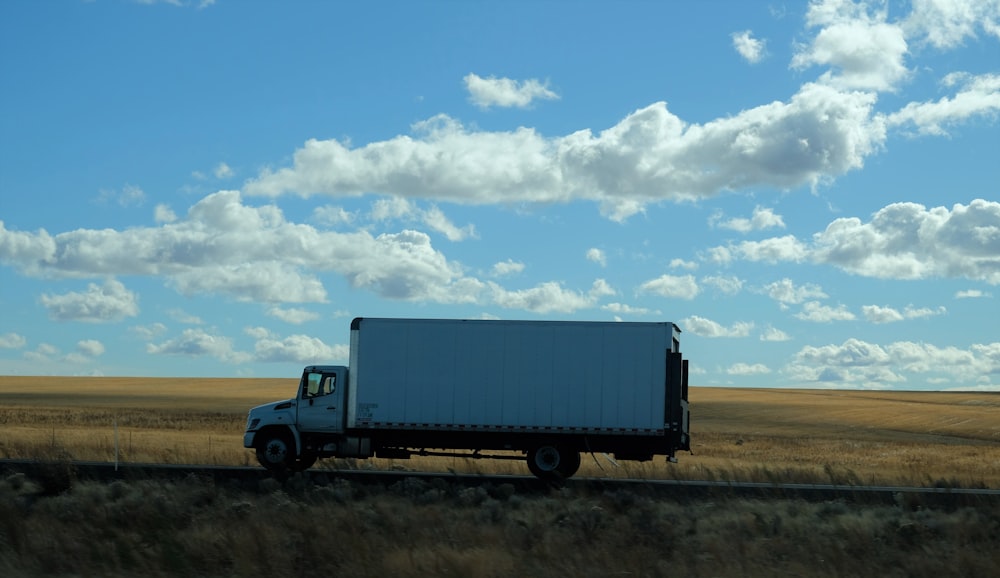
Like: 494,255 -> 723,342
1,0 -> 998,389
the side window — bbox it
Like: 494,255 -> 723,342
304,373 -> 323,398
323,374 -> 336,395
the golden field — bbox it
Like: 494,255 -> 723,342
1,376 -> 998,487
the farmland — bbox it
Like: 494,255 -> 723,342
1,376 -> 998,487
1,377 -> 999,577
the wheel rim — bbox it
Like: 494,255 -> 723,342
263,438 -> 289,465
533,446 -> 561,472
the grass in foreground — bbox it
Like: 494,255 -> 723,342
1,471 -> 997,578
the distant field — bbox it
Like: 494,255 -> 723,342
1,376 -> 998,486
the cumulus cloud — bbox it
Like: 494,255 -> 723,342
728,362 -> 772,375
39,279 -> 140,323
761,278 -> 828,305
638,274 -> 700,300
248,328 -> 348,363
243,81 -> 885,221
760,326 -> 791,342
732,30 -> 767,63
886,72 -> 1000,136
792,0 -> 910,91
602,302 -> 658,316
711,206 -> 786,232
75,339 -> 105,357
464,73 -> 559,109
717,200 -> 1000,285
586,248 -> 607,267
812,199 -> 1000,284
701,275 -> 743,295
681,315 -> 754,338
147,328 -> 249,363
489,279 -> 613,314
902,0 -> 1000,49
955,289 -> 991,299
491,259 -> 525,277
786,337 -> 1000,388
370,197 -> 476,241
0,333 -> 27,349
862,304 -> 946,324
795,301 -> 855,322
267,307 -> 320,324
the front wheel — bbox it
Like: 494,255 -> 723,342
255,431 -> 295,472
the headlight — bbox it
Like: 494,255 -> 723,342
246,418 -> 260,431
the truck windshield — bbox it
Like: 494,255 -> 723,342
303,372 -> 336,398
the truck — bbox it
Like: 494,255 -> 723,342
243,317 -> 690,480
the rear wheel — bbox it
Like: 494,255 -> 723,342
255,430 -> 295,472
527,444 -> 580,480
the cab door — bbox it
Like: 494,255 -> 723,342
296,370 -> 345,433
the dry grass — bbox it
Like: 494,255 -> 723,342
1,377 -> 999,487
2,378 -> 1000,577
1,473 -> 997,578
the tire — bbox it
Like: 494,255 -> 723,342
527,444 -> 580,480
255,430 -> 295,472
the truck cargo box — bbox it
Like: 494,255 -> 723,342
347,318 -> 679,434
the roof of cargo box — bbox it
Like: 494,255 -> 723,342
350,317 -> 680,332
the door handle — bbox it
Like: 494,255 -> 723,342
327,406 -> 336,410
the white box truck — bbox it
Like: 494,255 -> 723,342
243,317 -> 690,480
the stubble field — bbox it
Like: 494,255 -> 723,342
1,376 -> 998,487
1,376 -> 999,577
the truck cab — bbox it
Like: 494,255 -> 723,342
244,365 -> 352,472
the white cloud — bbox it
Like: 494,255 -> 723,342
762,278 -> 828,305
702,275 -> 744,295
130,323 -> 167,340
681,315 -> 754,338
267,306 -> 320,324
795,301 -> 855,322
863,304 -> 946,323
728,236 -> 809,263
602,302 -> 658,316
956,289 -> 991,299
812,199 -> 1000,284
732,30 -> 767,63
489,280 -> 600,314
491,259 -> 525,277
147,328 -> 250,363
98,184 -> 147,207
669,258 -> 698,270
39,279 -> 140,323
76,339 -> 105,357
214,162 -> 234,179
586,248 -> 607,267
243,82 -> 885,220
727,362 -> 772,375
249,329 -> 348,363
154,204 -> 177,224
718,200 -> 1000,285
370,197 -> 476,241
638,274 -> 700,300
312,205 -> 356,227
760,326 -> 791,342
903,0 -> 1000,49
464,73 -> 559,109
712,206 -> 786,233
0,333 -> 27,349
886,73 -> 1000,136
792,0 -> 910,91
786,337 -> 1000,388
